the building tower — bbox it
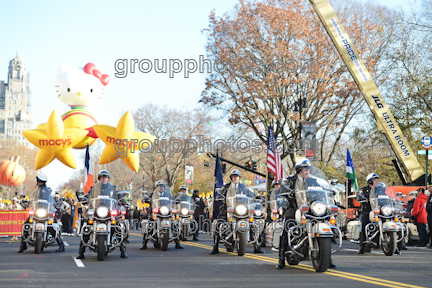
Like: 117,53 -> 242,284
0,54 -> 34,146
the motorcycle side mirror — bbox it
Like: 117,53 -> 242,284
330,179 -> 338,185
401,195 -> 406,200
357,194 -> 368,203
143,197 -> 150,204
215,193 -> 225,201
396,192 -> 402,197
118,198 -> 126,206
194,198 -> 200,203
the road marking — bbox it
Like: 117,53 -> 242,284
73,257 -> 85,268
64,242 -> 69,247
343,248 -> 384,255
181,240 -> 424,288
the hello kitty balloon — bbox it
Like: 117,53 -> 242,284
40,62 -> 110,149
55,63 -> 109,109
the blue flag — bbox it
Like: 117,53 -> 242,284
213,151 -> 224,219
214,152 -> 224,194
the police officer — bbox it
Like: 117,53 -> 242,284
277,158 -> 336,269
357,173 -> 380,254
76,170 -> 128,259
209,170 -> 264,254
140,180 -> 183,250
18,173 -> 66,253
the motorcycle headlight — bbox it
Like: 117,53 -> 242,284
87,209 -> 94,216
235,204 -> 247,216
181,208 -> 189,216
160,206 -> 170,216
381,205 -> 392,216
96,206 -> 109,218
255,210 -> 262,217
36,208 -> 47,218
311,201 -> 326,217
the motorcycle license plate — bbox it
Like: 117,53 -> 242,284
36,223 -> 44,230
97,224 -> 107,232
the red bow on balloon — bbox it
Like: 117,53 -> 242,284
83,63 -> 110,86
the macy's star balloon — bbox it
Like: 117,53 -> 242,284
93,111 -> 155,172
22,110 -> 89,170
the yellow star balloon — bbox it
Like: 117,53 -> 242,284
22,110 -> 89,170
93,111 -> 156,172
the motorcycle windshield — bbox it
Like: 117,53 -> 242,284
252,202 -> 263,212
34,199 -> 54,214
270,194 -> 288,211
295,167 -> 333,208
89,197 -> 116,211
179,195 -> 194,211
226,184 -> 250,208
152,184 -> 174,209
370,183 -> 395,210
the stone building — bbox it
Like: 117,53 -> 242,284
0,54 -> 33,146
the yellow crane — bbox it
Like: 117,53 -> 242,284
308,0 -> 426,185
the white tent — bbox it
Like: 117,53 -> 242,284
249,183 -> 267,190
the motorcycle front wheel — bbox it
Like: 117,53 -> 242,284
311,237 -> 331,272
34,232 -> 44,254
161,230 -> 169,251
237,232 -> 247,256
181,225 -> 188,241
97,235 -> 107,261
382,232 -> 396,256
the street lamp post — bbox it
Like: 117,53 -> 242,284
293,97 -> 308,153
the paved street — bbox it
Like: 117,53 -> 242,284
0,232 -> 430,288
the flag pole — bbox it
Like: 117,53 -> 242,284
265,127 -> 269,216
345,177 -> 348,218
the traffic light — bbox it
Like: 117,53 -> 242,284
245,160 -> 252,169
252,160 -> 257,171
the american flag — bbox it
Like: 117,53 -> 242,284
267,126 -> 285,180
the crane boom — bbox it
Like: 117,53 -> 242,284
308,0 -> 425,184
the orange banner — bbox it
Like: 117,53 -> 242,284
0,210 -> 29,236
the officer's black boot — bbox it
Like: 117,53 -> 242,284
329,257 -> 336,268
175,238 -> 184,249
210,235 -> 220,254
358,244 -> 365,254
277,234 -> 286,269
254,242 -> 264,254
120,242 -> 128,258
17,238 -> 27,253
76,243 -> 85,259
140,234 -> 148,250
55,236 -> 65,252
395,248 -> 401,255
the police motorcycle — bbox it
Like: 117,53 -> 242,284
353,183 -> 400,256
141,184 -> 181,251
282,167 -> 341,272
393,192 -> 408,251
214,184 -> 257,256
177,189 -> 198,241
80,195 -> 128,261
23,192 -> 62,254
251,192 -> 265,246
268,190 -> 289,248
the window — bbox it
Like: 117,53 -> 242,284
14,101 -> 16,104
8,107 -> 11,110
9,100 -> 11,104
14,107 -> 16,110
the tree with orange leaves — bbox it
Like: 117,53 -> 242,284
200,0 -> 393,170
